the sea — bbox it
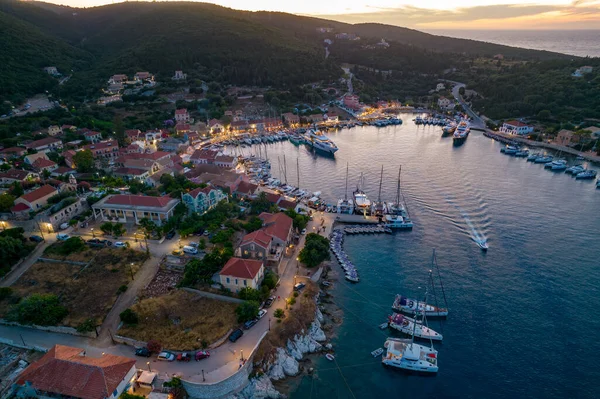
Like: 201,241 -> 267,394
230,118 -> 600,398
424,30 -> 600,58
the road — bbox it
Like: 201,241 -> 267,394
448,81 -> 486,130
0,214 -> 335,384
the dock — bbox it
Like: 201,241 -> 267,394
344,225 -> 392,235
335,214 -> 381,224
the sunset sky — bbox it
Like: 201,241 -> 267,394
42,0 -> 600,29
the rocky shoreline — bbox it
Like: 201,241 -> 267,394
234,266 -> 343,399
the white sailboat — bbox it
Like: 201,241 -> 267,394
337,163 -> 355,214
382,288 -> 439,373
353,172 -> 371,215
388,313 -> 443,341
384,166 -> 413,229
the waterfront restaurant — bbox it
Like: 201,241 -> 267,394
92,194 -> 180,226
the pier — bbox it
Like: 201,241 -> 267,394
334,214 -> 381,224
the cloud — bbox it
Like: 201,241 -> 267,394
317,2 -> 600,29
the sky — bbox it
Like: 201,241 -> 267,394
40,0 -> 600,29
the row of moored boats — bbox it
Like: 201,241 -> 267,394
330,229 -> 359,283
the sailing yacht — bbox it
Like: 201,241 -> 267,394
388,313 -> 443,341
337,163 -> 355,214
373,166 -> 385,217
306,129 -> 338,154
353,173 -> 371,215
382,287 -> 439,373
384,166 -> 413,229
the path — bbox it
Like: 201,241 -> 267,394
447,81 -> 486,130
1,235 -> 57,287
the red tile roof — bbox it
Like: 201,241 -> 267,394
175,109 -> 188,115
26,137 -> 62,149
0,146 -> 26,155
241,230 -> 271,249
220,258 -> 264,279
278,199 -> 297,210
104,194 -> 175,208
0,169 -> 35,180
11,202 -> 30,212
32,158 -> 56,169
505,120 -> 529,127
20,184 -> 57,203
258,212 -> 293,242
235,181 -> 258,195
17,345 -> 135,399
191,149 -> 218,161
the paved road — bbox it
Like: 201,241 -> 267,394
448,81 -> 486,130
0,214 -> 335,384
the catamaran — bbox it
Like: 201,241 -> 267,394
384,166 -> 413,229
306,129 -> 338,154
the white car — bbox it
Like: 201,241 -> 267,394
183,245 -> 198,255
59,223 -> 69,230
114,242 -> 127,248
56,234 -> 70,241
257,309 -> 267,319
157,351 -> 176,362
301,228 -> 307,235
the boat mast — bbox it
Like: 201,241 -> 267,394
396,166 -> 401,208
411,289 -> 420,349
283,154 -> 288,185
377,165 -> 383,205
433,250 -> 448,309
297,157 -> 300,188
344,162 -> 349,201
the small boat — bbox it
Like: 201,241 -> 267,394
325,353 -> 335,361
514,149 -> 529,157
501,145 -> 518,155
534,156 -> 553,164
371,348 -> 384,357
576,170 -> 597,180
345,273 -> 360,283
392,295 -> 448,317
544,160 -> 566,169
477,240 -> 489,251
576,155 -> 585,160
527,153 -> 540,162
566,165 -> 584,175
379,322 -> 389,330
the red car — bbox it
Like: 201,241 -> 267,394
177,352 -> 191,362
195,350 -> 210,361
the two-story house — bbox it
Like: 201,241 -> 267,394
25,137 -> 63,153
237,230 -> 272,262
219,258 -> 265,293
175,109 -> 190,123
83,131 -> 103,143
181,186 -> 228,214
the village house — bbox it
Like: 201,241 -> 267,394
83,140 -> 120,160
32,157 -> 58,173
84,131 -> 103,143
47,125 -> 62,136
343,94 -> 361,110
209,119 -> 224,133
25,137 -> 63,153
159,137 -> 187,152
63,150 -> 77,168
24,152 -> 49,166
173,70 -> 187,80
14,345 -> 136,399
43,66 -> 59,75
0,169 -> 40,184
190,149 -> 219,165
175,123 -> 191,134
13,184 -> 59,212
134,71 -> 153,82
184,131 -> 203,146
109,74 -> 128,84
181,186 -> 228,214
219,258 -> 265,293
437,96 -> 454,110
125,129 -> 143,143
0,147 -> 27,159
92,194 -> 180,226
50,166 -> 76,178
175,109 -> 190,123
237,230 -> 272,262
230,120 -> 249,133
500,120 -> 534,135
61,124 -> 77,132
233,181 -> 258,199
556,129 -> 576,146
258,212 -> 294,247
214,154 -> 237,168
436,83 -> 446,92
283,112 -> 300,127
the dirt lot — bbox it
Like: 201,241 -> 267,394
118,290 -> 238,350
0,248 -> 147,327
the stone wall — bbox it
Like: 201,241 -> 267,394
0,320 -> 96,338
181,332 -> 268,399
180,287 -> 244,304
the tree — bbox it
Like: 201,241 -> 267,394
298,233 -> 330,268
262,270 -> 278,290
284,209 -> 309,231
58,237 -> 86,255
0,193 -> 16,212
250,192 -> 272,214
458,86 -> 465,96
120,308 -> 139,325
235,300 -> 259,323
114,115 -> 125,147
112,223 -> 125,238
243,216 -> 263,233
139,218 -> 157,238
238,287 -> 261,302
274,308 -> 285,319
7,294 -> 68,326
73,150 -> 94,172
10,182 -> 24,197
100,222 -> 114,235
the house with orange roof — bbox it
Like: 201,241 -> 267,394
237,230 -> 273,262
219,258 -> 265,293
32,157 -> 58,173
13,184 -> 58,211
14,344 -> 136,399
91,194 -> 180,226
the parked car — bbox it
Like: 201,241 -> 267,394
293,282 -> 306,292
243,319 -> 257,330
183,245 -> 198,255
189,242 -> 199,248
114,241 -> 127,248
56,234 -> 69,241
59,223 -> 69,230
263,296 -> 276,308
229,329 -> 244,342
172,249 -> 184,256
29,235 -> 44,243
135,347 -> 151,357
195,350 -> 210,361
157,351 -> 176,361
176,352 -> 191,362
87,238 -> 112,247
301,228 -> 307,235
165,230 -> 176,239
257,309 -> 267,319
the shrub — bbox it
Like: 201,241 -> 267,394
146,339 -> 162,353
262,271 -> 277,290
76,318 -> 96,333
293,291 -> 299,297
235,300 -> 259,323
0,287 -> 13,300
238,287 -> 261,302
274,308 -> 285,319
289,297 -> 296,306
7,294 -> 68,326
298,233 -> 330,268
119,309 -> 138,325
56,237 -> 86,255
117,285 -> 128,294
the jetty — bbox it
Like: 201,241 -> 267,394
335,214 -> 380,224
344,225 -> 392,235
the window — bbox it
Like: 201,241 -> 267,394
226,277 -> 230,284
235,279 -> 238,285
244,250 -> 248,255
243,280 -> 247,286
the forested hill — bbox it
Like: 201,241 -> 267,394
0,0 -> 581,106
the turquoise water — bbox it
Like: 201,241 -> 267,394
243,117 -> 600,398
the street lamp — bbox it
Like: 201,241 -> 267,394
294,275 -> 297,285
240,350 -> 244,361
91,228 -> 95,238
146,361 -> 151,372
129,263 -> 134,281
268,317 -> 271,331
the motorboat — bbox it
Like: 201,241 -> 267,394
392,295 -> 448,317
514,149 -> 530,157
544,159 -> 566,169
575,170 -> 597,180
527,152 -> 540,162
534,155 -> 553,164
441,123 -> 456,136
477,239 -> 489,251
565,165 -> 584,175
501,145 -> 518,155
382,338 -> 439,373
345,273 -> 360,283
388,313 -> 443,341
551,162 -> 568,171
325,353 -> 335,361
306,129 -> 338,154
452,120 -> 470,146
353,173 -> 371,215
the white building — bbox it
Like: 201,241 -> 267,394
92,194 -> 180,226
219,258 -> 265,293
500,120 -> 534,135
